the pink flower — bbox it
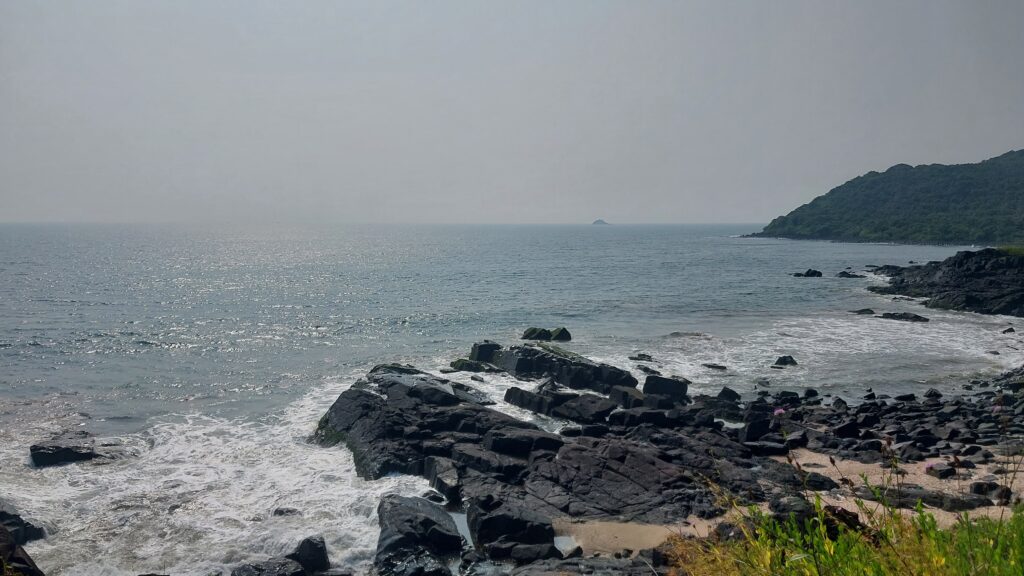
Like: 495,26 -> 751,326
773,408 -> 786,416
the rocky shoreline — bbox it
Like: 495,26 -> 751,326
5,336 -> 1024,575
296,339 -> 1021,576
869,248 -> 1024,317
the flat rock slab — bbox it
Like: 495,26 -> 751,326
29,430 -> 99,467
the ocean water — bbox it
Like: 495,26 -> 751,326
1,223 -> 1021,575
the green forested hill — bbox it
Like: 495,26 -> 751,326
753,149 -> 1024,244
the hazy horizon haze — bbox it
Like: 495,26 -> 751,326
2,1 -> 1023,224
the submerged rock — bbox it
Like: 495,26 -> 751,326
773,355 -> 798,367
879,312 -> 929,322
230,558 -> 304,576
792,269 -> 823,277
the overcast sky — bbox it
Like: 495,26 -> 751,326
2,1 -> 1023,224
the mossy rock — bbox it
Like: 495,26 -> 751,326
522,327 -> 553,340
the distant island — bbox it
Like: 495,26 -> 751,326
751,149 -> 1024,244
592,219 -> 610,225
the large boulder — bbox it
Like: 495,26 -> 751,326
30,430 -> 99,467
490,343 -> 636,394
285,535 -> 330,574
641,375 -> 689,402
467,495 -> 557,562
375,495 -> 462,576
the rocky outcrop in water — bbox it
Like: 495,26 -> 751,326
29,430 -> 100,468
870,248 -> 1024,317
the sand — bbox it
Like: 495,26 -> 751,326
550,448 -> 1024,556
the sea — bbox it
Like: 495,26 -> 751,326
1,223 -> 1021,575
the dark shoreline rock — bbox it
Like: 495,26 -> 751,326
29,430 -> 100,468
879,312 -> 929,322
309,338 -> 1024,575
870,248 -> 1024,317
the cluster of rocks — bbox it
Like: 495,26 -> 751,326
791,268 -> 867,279
12,326 -> 1023,575
312,342 -> 832,574
311,336 -> 1024,575
870,248 -> 1024,317
519,327 -> 572,342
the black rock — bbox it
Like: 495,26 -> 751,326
491,343 -> 637,394
641,375 -> 690,402
375,495 -> 462,576
637,365 -> 661,376
879,312 -> 929,322
230,558 -> 305,576
469,341 -> 501,363
522,328 -> 554,341
467,495 -> 555,552
550,327 -> 572,342
836,271 -> 866,278
30,430 -> 100,467
0,500 -> 45,546
854,485 -> 991,512
793,269 -> 823,277
717,387 -> 741,403
550,394 -> 618,424
449,358 -> 500,373
925,462 -> 955,479
868,249 -> 1024,317
969,482 -> 1013,505
628,353 -> 654,362
1004,327 -> 1016,334
702,363 -> 728,370
286,536 -> 330,574
850,308 -> 875,315
0,524 -> 44,576
774,355 -> 798,367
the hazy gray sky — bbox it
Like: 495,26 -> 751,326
2,1 -> 1023,224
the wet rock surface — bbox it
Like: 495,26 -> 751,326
29,430 -> 100,468
0,499 -> 45,546
308,338 -> 1024,574
0,523 -> 44,576
870,248 -> 1024,317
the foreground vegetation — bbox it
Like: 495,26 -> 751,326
754,149 -> 1024,244
670,498 -> 1023,576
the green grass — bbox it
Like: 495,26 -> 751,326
998,245 -> 1024,256
669,499 -> 1024,576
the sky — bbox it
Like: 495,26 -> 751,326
2,1 -> 1023,224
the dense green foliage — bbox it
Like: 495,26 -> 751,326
755,150 -> 1024,244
